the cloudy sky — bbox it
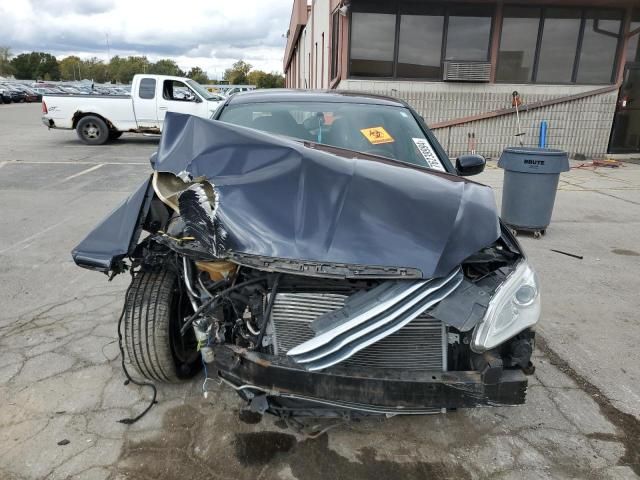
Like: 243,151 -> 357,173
0,0 -> 292,79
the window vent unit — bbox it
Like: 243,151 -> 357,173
443,61 -> 491,82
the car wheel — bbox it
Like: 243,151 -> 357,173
123,270 -> 201,383
108,130 -> 123,140
76,115 -> 109,145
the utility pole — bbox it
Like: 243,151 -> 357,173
105,33 -> 111,63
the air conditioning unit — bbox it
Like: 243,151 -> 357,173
443,61 -> 491,82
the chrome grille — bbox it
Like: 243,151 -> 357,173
270,292 -> 446,371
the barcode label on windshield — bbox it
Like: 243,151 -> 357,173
412,138 -> 445,172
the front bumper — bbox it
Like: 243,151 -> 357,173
213,345 -> 527,414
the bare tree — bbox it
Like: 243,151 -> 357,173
0,47 -> 15,77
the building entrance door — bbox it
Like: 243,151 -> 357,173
609,64 -> 640,153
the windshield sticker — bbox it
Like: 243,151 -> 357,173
360,126 -> 395,145
412,138 -> 446,172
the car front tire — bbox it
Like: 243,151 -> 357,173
123,270 -> 201,383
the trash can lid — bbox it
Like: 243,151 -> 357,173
498,146 -> 570,174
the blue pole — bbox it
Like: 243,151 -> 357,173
539,121 -> 548,148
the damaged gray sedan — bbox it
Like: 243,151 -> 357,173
73,91 -> 540,418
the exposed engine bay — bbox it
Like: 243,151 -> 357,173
72,113 -> 539,419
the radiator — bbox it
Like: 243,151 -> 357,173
270,292 -> 446,371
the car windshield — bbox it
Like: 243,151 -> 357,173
186,79 -> 218,101
218,101 -> 446,170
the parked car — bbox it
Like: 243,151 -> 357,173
33,87 -> 56,96
11,84 -> 41,102
59,86 -> 85,94
224,86 -> 254,97
42,74 -> 225,145
0,87 -> 11,104
72,91 -> 539,419
1,84 -> 27,103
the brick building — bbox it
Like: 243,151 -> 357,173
283,0 -> 640,158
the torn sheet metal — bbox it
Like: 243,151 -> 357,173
287,267 -> 463,371
71,177 -> 154,272
178,183 -> 226,257
151,113 -> 500,279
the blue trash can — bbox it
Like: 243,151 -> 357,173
497,147 -> 570,237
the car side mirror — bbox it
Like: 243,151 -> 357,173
456,154 -> 486,176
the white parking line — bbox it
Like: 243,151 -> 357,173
0,219 -> 69,255
60,163 -> 104,182
0,160 -> 148,166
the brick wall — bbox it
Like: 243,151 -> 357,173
338,80 -> 619,159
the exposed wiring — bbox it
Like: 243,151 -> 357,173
284,417 -> 348,439
100,339 -> 118,362
201,336 -> 220,395
246,318 -> 261,336
257,274 -> 281,347
201,354 -> 210,395
179,276 -> 267,335
116,273 -> 158,425
156,230 -> 196,243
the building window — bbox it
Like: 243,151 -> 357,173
497,6 -> 623,84
577,10 -> 622,83
397,7 -> 444,79
626,10 -> 640,64
348,3 -> 624,84
331,11 -> 340,79
497,7 -> 541,82
536,8 -> 582,83
350,12 -> 396,77
445,5 -> 493,61
349,4 -> 493,79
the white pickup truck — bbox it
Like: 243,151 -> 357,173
41,74 -> 225,145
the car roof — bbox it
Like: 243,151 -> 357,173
225,89 -> 409,108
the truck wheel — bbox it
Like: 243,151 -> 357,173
77,115 -> 109,145
108,130 -> 123,140
123,270 -> 201,383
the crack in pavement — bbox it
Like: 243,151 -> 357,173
1,289 -> 637,479
537,335 -> 640,475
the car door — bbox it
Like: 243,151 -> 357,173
132,77 -> 160,130
156,79 -> 205,129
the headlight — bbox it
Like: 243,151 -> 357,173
471,260 -> 540,352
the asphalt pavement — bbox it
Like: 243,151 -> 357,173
0,103 -> 639,480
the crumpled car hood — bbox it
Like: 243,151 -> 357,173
149,113 -> 500,279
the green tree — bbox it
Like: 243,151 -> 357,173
10,52 -> 60,80
247,70 -> 284,89
0,47 -> 15,77
10,53 -> 34,79
223,60 -> 252,85
150,59 -> 185,77
107,55 -> 124,82
59,55 -> 82,80
83,57 -> 108,83
108,56 -> 151,83
187,66 -> 208,84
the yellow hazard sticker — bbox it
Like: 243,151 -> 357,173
360,126 -> 394,145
